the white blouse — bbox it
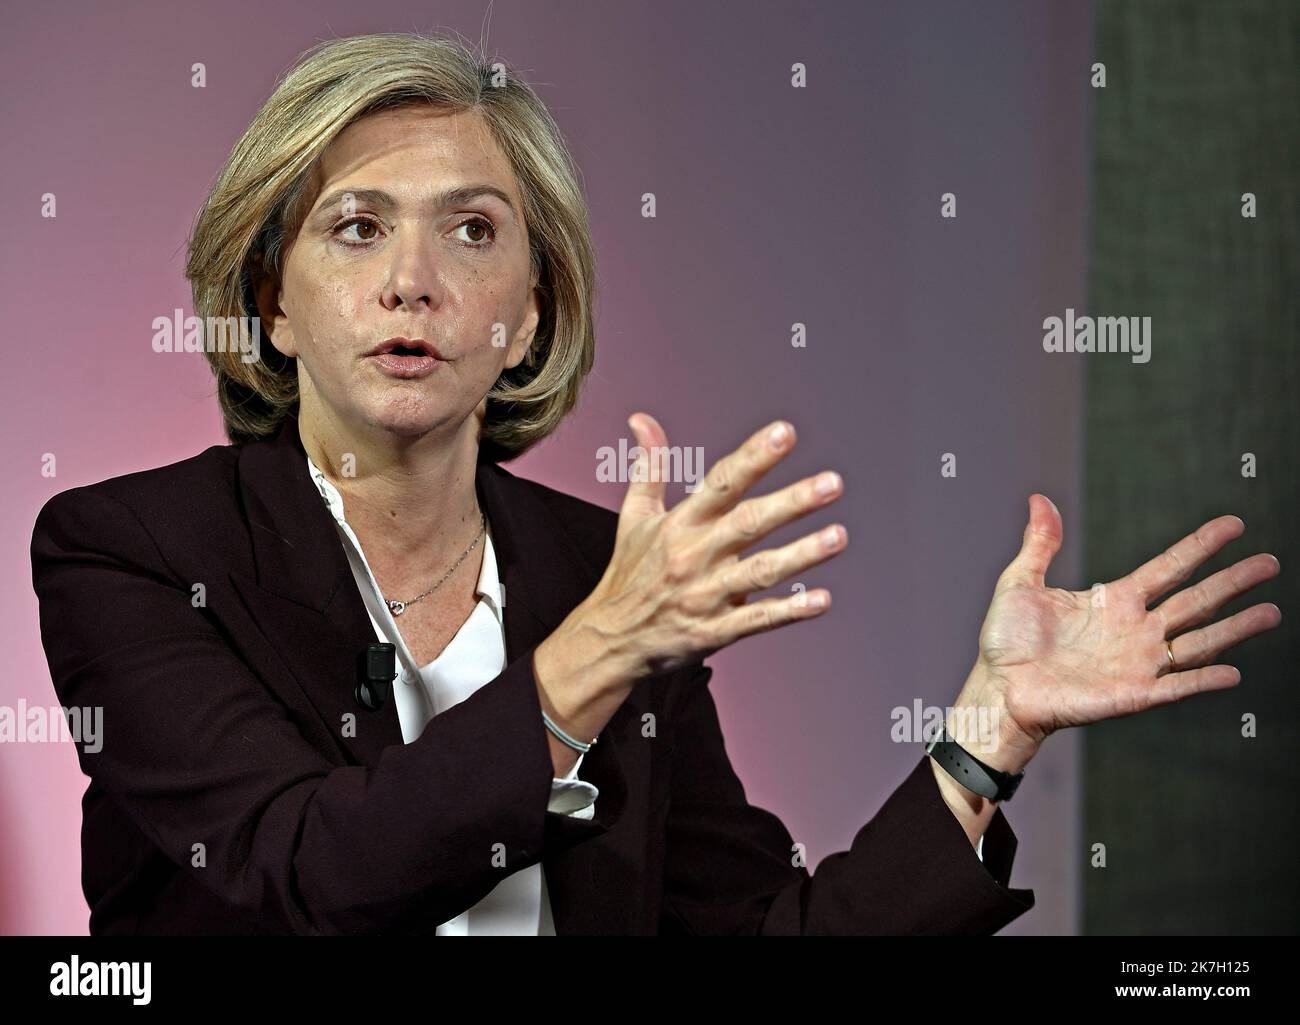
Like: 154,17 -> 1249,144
307,455 -> 599,935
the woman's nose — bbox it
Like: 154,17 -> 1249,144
380,231 -> 444,310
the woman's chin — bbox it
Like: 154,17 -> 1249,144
364,399 -> 451,439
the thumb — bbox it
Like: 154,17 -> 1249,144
620,412 -> 668,521
1001,493 -> 1063,588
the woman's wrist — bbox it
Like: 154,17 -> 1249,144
925,663 -> 1041,850
929,757 -> 997,848
946,661 -> 1042,777
531,624 -> 630,768
539,597 -> 642,698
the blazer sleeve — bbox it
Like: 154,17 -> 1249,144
658,663 -> 1036,935
30,487 -> 623,936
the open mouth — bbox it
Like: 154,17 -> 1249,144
367,338 -> 445,379
368,336 -> 444,359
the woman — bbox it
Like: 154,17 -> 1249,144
30,33 -> 1281,936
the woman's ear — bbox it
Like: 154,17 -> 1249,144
251,252 -> 299,359
504,275 -> 543,370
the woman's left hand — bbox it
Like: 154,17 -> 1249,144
951,494 -> 1281,773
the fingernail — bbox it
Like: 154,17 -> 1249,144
815,472 -> 841,497
821,525 -> 843,548
768,422 -> 790,449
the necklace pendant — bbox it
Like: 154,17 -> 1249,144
388,600 -> 407,617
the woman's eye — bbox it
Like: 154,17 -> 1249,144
334,217 -> 382,245
454,217 -> 496,246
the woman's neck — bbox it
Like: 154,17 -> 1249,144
297,404 -> 485,592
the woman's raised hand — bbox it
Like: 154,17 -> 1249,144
554,413 -> 848,692
950,494 -> 1282,774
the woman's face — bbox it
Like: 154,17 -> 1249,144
258,104 -> 541,442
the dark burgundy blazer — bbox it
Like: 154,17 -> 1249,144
30,414 -> 1035,935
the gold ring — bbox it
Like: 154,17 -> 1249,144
1165,640 -> 1177,672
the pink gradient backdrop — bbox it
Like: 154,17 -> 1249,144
1,0 -> 1092,933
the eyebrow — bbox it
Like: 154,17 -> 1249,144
307,184 -> 519,226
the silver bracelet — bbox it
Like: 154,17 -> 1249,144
541,709 -> 598,753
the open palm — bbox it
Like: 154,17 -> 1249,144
972,495 -> 1281,751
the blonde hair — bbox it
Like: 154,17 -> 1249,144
185,32 -> 596,461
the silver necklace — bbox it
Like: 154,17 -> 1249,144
384,510 -> 486,617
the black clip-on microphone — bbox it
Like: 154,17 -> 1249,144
356,642 -> 397,711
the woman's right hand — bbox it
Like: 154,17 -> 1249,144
535,413 -> 848,735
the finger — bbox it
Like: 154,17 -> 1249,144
1123,515 -> 1245,605
1137,663 -> 1242,713
999,494 -> 1063,588
679,419 -> 797,525
1154,553 -> 1280,635
1167,602 -> 1282,671
708,586 -> 833,647
620,412 -> 670,523
714,522 -> 848,598
711,467 -> 844,556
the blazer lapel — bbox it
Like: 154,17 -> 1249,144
230,414 -> 403,765
229,413 -> 635,933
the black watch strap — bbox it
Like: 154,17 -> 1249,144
925,724 -> 1024,802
